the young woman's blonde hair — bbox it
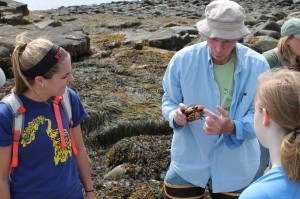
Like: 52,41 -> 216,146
11,32 -> 68,95
255,68 -> 300,181
277,36 -> 300,71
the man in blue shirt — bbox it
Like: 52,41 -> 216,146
161,0 -> 270,198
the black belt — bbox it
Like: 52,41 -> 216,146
164,181 -> 205,199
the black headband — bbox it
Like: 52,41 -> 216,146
23,44 -> 64,77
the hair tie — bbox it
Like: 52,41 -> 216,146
21,43 -> 27,52
293,126 -> 300,134
288,126 -> 300,144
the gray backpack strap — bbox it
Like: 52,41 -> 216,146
60,88 -> 78,156
1,93 -> 25,172
61,88 -> 73,127
1,93 -> 25,134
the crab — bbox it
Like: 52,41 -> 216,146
182,104 -> 205,122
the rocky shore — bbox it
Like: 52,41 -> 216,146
1,0 -> 300,198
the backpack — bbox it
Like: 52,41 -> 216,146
0,88 -> 78,173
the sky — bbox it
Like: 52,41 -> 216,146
15,0 -> 136,11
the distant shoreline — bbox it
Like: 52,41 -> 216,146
14,0 -> 138,11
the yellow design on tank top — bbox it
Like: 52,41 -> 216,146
20,115 -> 72,165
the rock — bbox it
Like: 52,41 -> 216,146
0,0 -> 29,18
92,50 -> 112,58
254,29 -> 281,40
147,28 -> 187,50
35,19 -> 62,28
242,43 -> 263,54
0,25 -> 90,61
0,25 -> 25,51
271,11 -> 288,20
0,46 -> 10,58
105,21 -> 141,29
121,26 -> 197,51
1,13 -> 29,25
275,0 -> 293,6
256,14 -> 278,22
260,21 -> 282,33
249,35 -> 279,52
0,46 -> 11,77
0,1 -> 7,6
104,164 -> 128,180
287,11 -> 300,18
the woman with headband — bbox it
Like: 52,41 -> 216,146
0,33 -> 95,199
240,69 -> 300,199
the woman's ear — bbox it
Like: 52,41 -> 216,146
286,36 -> 293,46
34,76 -> 44,87
262,108 -> 270,127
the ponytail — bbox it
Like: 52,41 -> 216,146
281,126 -> 300,182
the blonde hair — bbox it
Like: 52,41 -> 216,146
11,32 -> 68,94
255,69 -> 300,181
277,36 -> 300,71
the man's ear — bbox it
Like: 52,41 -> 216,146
262,108 -> 270,127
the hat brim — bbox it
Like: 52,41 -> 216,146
196,19 -> 250,40
294,33 -> 300,40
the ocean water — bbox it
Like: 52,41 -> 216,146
15,0 -> 137,11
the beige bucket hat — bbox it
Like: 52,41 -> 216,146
196,0 -> 250,40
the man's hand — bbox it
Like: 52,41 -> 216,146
173,103 -> 188,126
203,105 -> 235,135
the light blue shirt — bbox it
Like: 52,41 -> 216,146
239,166 -> 300,199
162,42 -> 270,192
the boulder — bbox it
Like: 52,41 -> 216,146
35,19 -> 62,29
249,35 -> 279,52
0,0 -> 29,25
0,25 -> 91,70
123,26 -> 197,51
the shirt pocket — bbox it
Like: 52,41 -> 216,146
235,92 -> 254,116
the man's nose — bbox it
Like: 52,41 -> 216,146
215,42 -> 224,52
